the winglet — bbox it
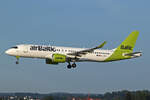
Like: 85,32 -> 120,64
97,41 -> 107,48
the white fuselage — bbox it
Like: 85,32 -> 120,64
5,44 -> 114,62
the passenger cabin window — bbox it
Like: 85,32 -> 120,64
11,46 -> 18,49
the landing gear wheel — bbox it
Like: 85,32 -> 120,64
16,61 -> 19,64
67,64 -> 72,69
72,63 -> 76,68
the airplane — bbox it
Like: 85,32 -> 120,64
5,31 -> 142,69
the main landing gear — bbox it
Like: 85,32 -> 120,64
16,56 -> 20,64
67,62 -> 77,69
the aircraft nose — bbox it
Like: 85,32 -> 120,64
5,49 -> 11,55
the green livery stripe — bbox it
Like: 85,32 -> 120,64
105,30 -> 139,62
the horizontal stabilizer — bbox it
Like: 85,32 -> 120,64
124,52 -> 142,57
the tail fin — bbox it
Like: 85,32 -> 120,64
105,30 -> 139,61
117,30 -> 139,53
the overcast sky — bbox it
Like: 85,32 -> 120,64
0,0 -> 149,94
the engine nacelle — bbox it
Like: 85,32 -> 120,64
45,54 -> 67,64
46,59 -> 58,65
52,54 -> 66,63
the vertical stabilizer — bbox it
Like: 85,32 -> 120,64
105,30 -> 139,61
117,30 -> 139,53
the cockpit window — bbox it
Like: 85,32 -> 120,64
11,46 -> 18,49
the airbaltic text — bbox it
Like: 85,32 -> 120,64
30,46 -> 56,52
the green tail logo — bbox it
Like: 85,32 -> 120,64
105,30 -> 139,61
120,45 -> 133,50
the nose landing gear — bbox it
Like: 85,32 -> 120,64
16,56 -> 20,64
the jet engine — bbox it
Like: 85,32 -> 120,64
45,54 -> 67,64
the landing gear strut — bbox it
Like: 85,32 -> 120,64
67,62 -> 72,69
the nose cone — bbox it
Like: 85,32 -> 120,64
5,49 -> 12,55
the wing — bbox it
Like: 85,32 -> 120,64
67,41 -> 106,57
